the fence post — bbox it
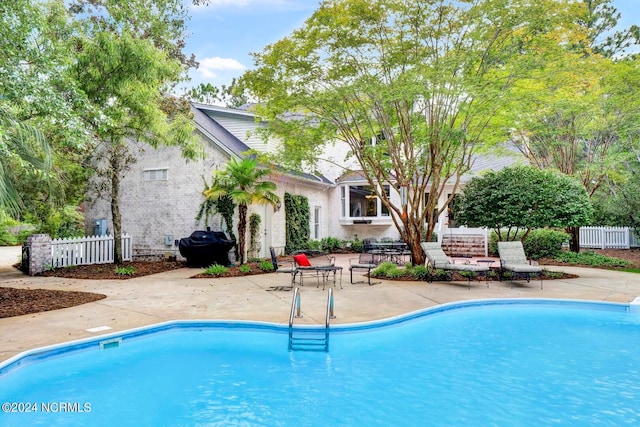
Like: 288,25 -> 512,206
24,234 -> 52,275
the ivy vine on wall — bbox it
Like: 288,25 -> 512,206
249,213 -> 261,259
285,192 -> 310,254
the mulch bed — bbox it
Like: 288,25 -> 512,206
0,287 -> 106,319
37,260 -> 188,280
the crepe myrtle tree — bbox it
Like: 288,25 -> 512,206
241,0 -> 582,265
452,166 -> 594,247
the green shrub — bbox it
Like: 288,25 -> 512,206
306,239 -> 322,251
522,229 -> 569,259
115,265 -> 136,276
239,264 -> 251,274
371,261 -> 405,279
321,237 -> 343,252
36,205 -> 85,239
458,270 -> 476,279
554,251 -> 630,267
0,214 -> 21,245
412,265 -> 431,281
0,228 -> 18,246
543,269 -> 562,279
350,237 -> 364,253
203,264 -> 229,276
258,260 -> 274,271
429,269 -> 451,281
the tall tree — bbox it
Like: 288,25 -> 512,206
203,158 -> 279,264
241,0 -> 578,265
0,108 -> 51,216
0,0 -> 86,220
506,0 -> 640,252
184,78 -> 249,108
71,0 -> 200,262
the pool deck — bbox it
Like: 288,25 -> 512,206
2,246 -> 640,363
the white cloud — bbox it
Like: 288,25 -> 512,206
196,57 -> 246,79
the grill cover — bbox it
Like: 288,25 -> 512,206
178,230 -> 235,267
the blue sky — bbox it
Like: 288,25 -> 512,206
182,0 -> 640,91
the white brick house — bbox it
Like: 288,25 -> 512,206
84,102 -> 521,259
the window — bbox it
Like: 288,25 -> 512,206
347,184 -> 390,218
143,168 -> 168,181
341,187 -> 346,217
314,206 -> 321,240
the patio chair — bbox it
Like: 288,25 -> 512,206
420,242 -> 490,288
270,247 -> 298,288
292,252 -> 335,287
497,241 -> 543,289
349,252 -> 380,285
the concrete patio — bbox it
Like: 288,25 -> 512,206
2,246 -> 640,363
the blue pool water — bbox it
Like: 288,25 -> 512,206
2,299 -> 640,426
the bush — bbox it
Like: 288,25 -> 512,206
115,265 -> 136,276
554,251 -> 630,267
523,229 -> 569,259
0,214 -> 21,245
306,239 -> 322,251
411,265 -> 431,281
371,261 -> 406,279
350,237 -> 364,253
203,264 -> 228,276
239,264 -> 252,273
258,260 -> 274,271
321,237 -> 343,252
35,205 -> 85,239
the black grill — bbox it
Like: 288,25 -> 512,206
178,230 -> 235,267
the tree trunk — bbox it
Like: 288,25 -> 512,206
237,204 -> 247,264
567,226 -> 580,253
110,143 -> 123,264
406,214 -> 426,266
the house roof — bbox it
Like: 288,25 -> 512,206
191,103 -> 333,187
461,145 -> 526,182
191,104 -> 252,158
335,146 -> 525,185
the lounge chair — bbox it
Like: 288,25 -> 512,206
270,247 -> 298,288
497,241 -> 543,289
349,252 -> 379,285
420,242 -> 490,288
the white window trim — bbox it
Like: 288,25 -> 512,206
338,182 -> 394,225
143,168 -> 169,182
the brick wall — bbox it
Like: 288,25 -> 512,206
441,235 -> 485,257
23,234 -> 51,276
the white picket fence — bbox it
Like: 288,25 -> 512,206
51,234 -> 132,267
579,227 -> 640,249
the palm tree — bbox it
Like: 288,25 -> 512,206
0,107 -> 51,216
203,157 -> 280,264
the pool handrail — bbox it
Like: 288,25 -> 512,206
325,288 -> 334,351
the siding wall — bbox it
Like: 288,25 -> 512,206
211,114 -> 278,154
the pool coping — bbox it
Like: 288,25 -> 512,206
0,297 -> 629,377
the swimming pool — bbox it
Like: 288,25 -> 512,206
1,299 -> 640,426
